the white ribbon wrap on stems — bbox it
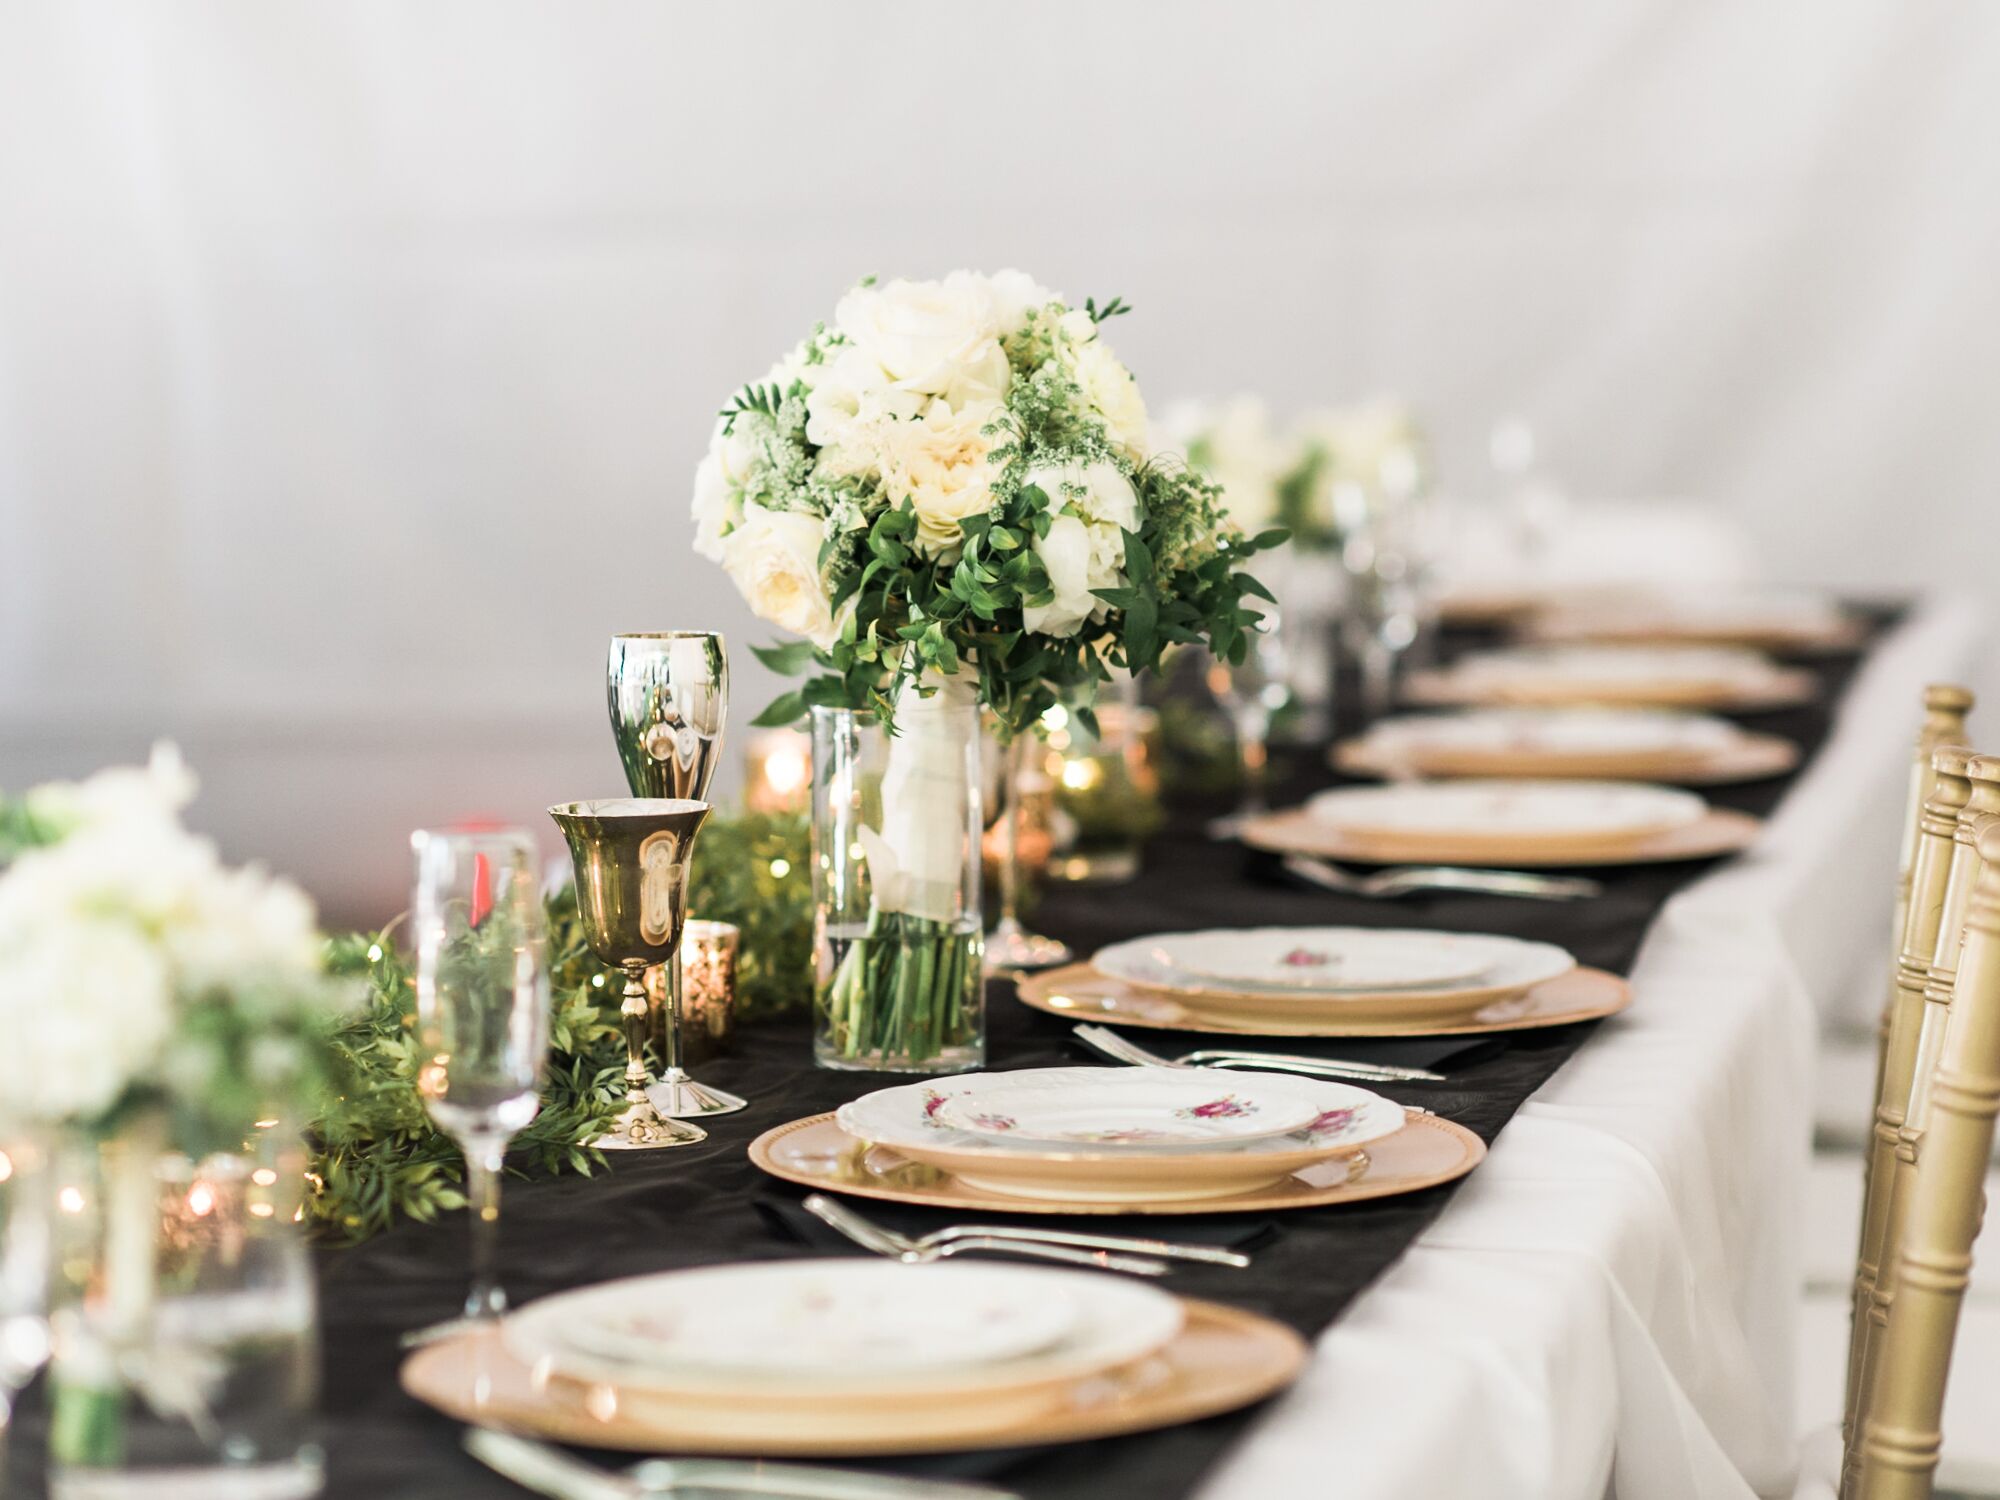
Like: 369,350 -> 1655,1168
858,674 -> 978,925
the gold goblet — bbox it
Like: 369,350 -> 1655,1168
606,631 -> 747,1120
549,797 -> 712,1150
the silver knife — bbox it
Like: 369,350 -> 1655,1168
468,1428 -> 1024,1500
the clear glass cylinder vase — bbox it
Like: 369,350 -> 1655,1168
811,688 -> 985,1073
45,1122 -> 321,1499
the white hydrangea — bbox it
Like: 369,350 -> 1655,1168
0,745 -> 338,1129
0,916 -> 174,1128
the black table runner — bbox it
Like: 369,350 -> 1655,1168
7,622 -> 1893,1499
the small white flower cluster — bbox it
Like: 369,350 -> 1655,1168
692,270 -> 1156,646
1157,395 -> 1428,546
0,744 -> 341,1130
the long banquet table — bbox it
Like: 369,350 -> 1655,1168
10,598 -> 1979,1500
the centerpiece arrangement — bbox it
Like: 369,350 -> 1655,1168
694,270 -> 1278,1071
0,746 -> 356,1492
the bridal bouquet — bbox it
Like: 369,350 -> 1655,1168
693,270 -> 1277,1068
0,745 -> 354,1146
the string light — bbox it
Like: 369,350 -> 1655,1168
366,944 -> 383,963
769,857 -> 791,878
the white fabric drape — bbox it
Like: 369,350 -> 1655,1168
1200,597 -> 1983,1499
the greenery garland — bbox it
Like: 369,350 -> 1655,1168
306,810 -> 812,1242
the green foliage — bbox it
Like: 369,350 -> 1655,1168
1083,294 -> 1131,323
305,809 -> 813,1242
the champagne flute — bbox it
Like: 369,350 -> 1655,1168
403,828 -> 551,1347
983,728 -> 1071,973
1206,612 -> 1292,838
606,632 -> 745,1119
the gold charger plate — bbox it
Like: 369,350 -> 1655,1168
1401,667 -> 1817,713
1331,731 -> 1800,786
1239,805 -> 1760,868
401,1301 -> 1307,1457
1015,963 -> 1631,1037
1518,613 -> 1867,655
749,1112 -> 1486,1217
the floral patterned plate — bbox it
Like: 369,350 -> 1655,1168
836,1067 -> 1406,1201
506,1260 -> 1106,1395
933,1067 -> 1331,1147
1096,927 -> 1510,997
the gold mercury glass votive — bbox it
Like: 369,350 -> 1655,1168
646,919 -> 741,1065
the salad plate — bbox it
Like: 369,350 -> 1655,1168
1016,961 -> 1632,1038
1521,591 -> 1862,653
1301,780 -> 1707,859
1090,929 -> 1574,1021
504,1261 -> 1185,1418
1093,927 -> 1558,999
1403,644 -> 1816,711
1334,708 -> 1797,784
932,1067 -> 1329,1148
834,1067 -> 1405,1201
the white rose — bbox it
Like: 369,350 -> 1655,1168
879,398 -> 1003,558
720,502 -> 839,648
1021,460 -> 1139,638
1059,329 -> 1150,463
0,917 -> 173,1127
834,276 -> 1011,403
985,269 -> 1060,335
803,344 -> 921,471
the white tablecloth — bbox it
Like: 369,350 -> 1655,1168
1201,595 -> 1986,1500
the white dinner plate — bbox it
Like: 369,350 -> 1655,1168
1361,708 -> 1743,760
1095,927 -> 1500,997
934,1067 -> 1331,1148
1304,780 -> 1707,845
1445,643 -> 1786,693
503,1260 -> 1189,1400
1093,927 -> 1572,1006
836,1067 -> 1406,1201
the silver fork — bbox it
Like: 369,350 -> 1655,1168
1073,1022 -> 1446,1083
467,1428 -> 1023,1500
802,1195 -> 1170,1275
1281,854 -> 1603,901
800,1192 -> 1168,1272
802,1193 -> 1249,1269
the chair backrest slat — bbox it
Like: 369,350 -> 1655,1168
1857,817 -> 2000,1499
1845,744 -> 1975,1495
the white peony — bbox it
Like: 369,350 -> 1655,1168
878,398 -> 1004,558
985,268 -> 1060,335
0,917 -> 174,1128
720,502 -> 839,648
833,275 -> 1012,405
1021,460 -> 1140,638
1064,334 -> 1150,463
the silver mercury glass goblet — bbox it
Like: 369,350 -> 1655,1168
550,798 -> 713,1150
606,631 -> 747,1119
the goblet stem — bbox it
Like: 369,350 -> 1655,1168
619,965 -> 655,1115
1237,712 -> 1271,819
660,960 -> 686,1080
999,737 -> 1025,930
460,1135 -> 507,1323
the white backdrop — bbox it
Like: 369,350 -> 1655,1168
3,0 -> 1996,923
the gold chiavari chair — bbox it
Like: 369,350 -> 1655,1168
1845,742 -> 1976,1494
1856,807 -> 2000,1497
